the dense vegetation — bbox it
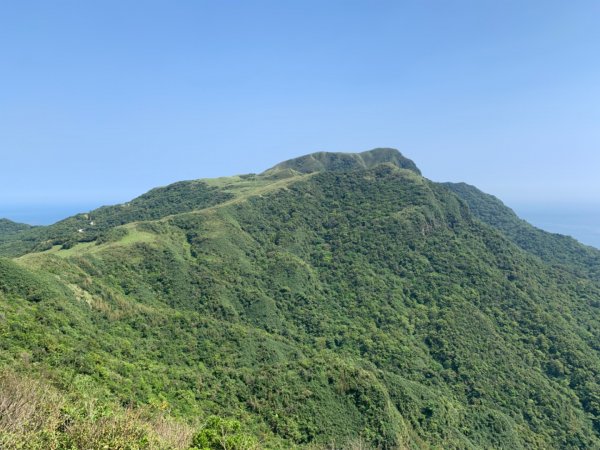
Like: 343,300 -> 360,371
0,219 -> 31,235
444,182 -> 600,279
1,149 -> 600,449
0,220 -> 34,255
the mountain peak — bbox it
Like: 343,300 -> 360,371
264,148 -> 421,175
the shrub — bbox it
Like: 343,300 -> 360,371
191,416 -> 258,450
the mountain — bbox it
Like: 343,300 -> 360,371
2,149 -> 600,449
0,218 -> 31,234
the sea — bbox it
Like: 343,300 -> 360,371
0,204 -> 98,227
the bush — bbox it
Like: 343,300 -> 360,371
191,416 -> 258,450
0,370 -> 193,449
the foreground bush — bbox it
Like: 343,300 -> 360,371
0,371 -> 193,449
191,416 -> 258,450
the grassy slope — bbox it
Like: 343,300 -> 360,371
2,151 -> 600,448
0,180 -> 234,257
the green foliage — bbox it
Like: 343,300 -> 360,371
444,182 -> 600,278
0,370 -> 192,449
96,226 -> 129,245
0,220 -> 36,255
0,257 -> 65,303
0,218 -> 31,235
191,416 -> 258,450
2,149 -> 600,448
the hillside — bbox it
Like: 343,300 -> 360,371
0,219 -> 31,234
444,182 -> 600,279
2,149 -> 600,449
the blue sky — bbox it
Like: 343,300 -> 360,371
1,1 -> 599,227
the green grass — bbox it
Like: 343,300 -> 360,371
18,226 -> 157,260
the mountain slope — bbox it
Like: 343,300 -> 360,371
0,219 -> 31,235
2,149 -> 600,449
0,181 -> 234,257
444,182 -> 600,278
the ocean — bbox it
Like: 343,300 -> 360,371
0,204 -> 98,227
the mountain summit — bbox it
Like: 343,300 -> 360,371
264,147 -> 421,175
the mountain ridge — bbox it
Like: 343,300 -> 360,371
2,148 -> 596,260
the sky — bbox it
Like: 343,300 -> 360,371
1,1 -> 599,244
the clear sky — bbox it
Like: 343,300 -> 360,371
1,1 -> 599,227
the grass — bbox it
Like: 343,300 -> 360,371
0,370 -> 194,450
17,226 -> 157,261
201,172 -> 314,207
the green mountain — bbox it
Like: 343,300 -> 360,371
0,219 -> 35,256
0,218 -> 31,234
2,149 -> 600,449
